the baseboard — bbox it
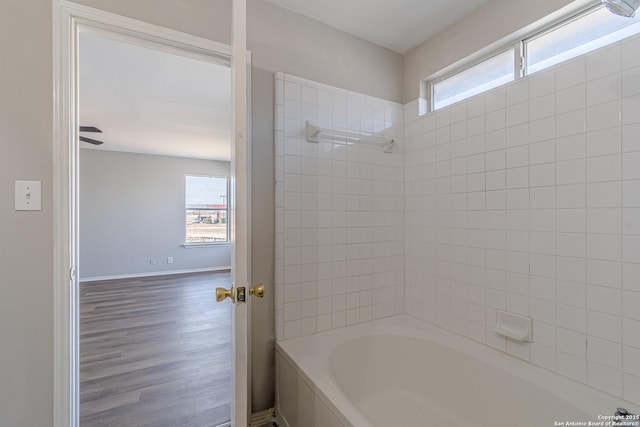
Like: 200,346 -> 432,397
80,266 -> 231,282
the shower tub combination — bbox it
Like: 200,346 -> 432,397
275,315 -> 640,427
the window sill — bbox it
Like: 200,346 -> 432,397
182,242 -> 230,249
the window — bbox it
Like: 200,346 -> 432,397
433,49 -> 515,110
426,2 -> 640,112
185,175 -> 229,244
525,5 -> 640,74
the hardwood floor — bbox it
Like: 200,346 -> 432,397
80,271 -> 232,427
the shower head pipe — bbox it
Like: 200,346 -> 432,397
602,0 -> 640,17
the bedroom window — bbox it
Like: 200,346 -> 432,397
185,175 -> 229,244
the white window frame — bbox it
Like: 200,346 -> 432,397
183,174 -> 231,247
424,0 -> 635,113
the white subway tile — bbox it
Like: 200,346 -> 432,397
586,100 -> 621,132
556,109 -> 585,138
624,373 -> 640,403
506,102 -> 528,127
586,44 -> 620,81
557,184 -> 587,209
623,151 -> 640,180
588,310 -> 622,342
557,304 -> 586,333
587,285 -> 621,314
622,94 -> 640,125
506,145 -> 529,168
622,36 -> 640,70
557,159 -> 586,185
622,66 -> 640,98
506,80 -> 529,106
557,209 -> 586,233
530,187 -> 556,209
556,85 -> 586,114
623,262 -> 640,292
557,351 -> 587,383
530,140 -> 556,165
557,233 -> 586,258
624,318 -> 640,348
587,128 -> 621,157
587,259 -> 622,288
556,57 -> 585,90
624,345 -> 640,377
588,234 -> 621,262
587,182 -> 621,208
588,208 -> 622,234
623,235 -> 640,263
588,362 -> 623,397
556,134 -> 586,161
557,280 -> 586,307
624,180 -> 640,207
586,73 -> 621,106
623,290 -> 640,321
622,123 -> 640,153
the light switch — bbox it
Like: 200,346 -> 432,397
15,180 -> 42,211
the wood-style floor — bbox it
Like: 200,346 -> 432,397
80,271 -> 232,427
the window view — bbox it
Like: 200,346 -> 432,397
185,175 -> 229,243
526,5 -> 640,74
433,49 -> 515,110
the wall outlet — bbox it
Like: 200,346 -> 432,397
149,257 -> 157,265
167,256 -> 174,264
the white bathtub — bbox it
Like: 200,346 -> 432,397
275,315 -> 640,427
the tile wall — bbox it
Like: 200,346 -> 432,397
274,73 -> 405,340
404,35 -> 640,404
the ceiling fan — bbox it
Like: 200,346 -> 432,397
79,126 -> 104,145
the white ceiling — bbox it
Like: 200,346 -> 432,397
79,32 -> 231,161
264,0 -> 489,53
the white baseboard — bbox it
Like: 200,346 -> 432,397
80,266 -> 231,282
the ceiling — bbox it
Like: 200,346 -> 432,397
79,32 -> 231,161
263,0 -> 489,53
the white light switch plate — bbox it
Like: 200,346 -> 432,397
15,180 -> 42,211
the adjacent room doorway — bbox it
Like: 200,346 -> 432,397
52,2 -> 252,425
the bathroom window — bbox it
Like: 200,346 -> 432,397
185,175 -> 229,245
525,5 -> 640,74
426,2 -> 640,112
432,49 -> 515,110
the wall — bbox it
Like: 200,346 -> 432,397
403,0 -> 590,102
79,150 -> 230,279
404,34 -> 640,405
0,0 -> 403,423
0,1 -> 53,425
274,73 -> 405,340
73,0 -> 404,104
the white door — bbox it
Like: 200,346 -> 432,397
230,0 -> 250,425
52,1 -> 253,426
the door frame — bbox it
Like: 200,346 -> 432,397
52,2 -> 252,426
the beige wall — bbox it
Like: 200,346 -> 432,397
0,1 -> 53,426
403,0 -> 591,102
0,0 -> 402,424
79,150 -> 231,279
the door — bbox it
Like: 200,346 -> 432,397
52,1 -> 253,425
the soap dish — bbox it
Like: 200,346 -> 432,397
494,310 -> 532,342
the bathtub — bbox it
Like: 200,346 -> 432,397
275,315 -> 640,427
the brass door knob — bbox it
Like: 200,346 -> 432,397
216,287 -> 235,302
249,283 -> 265,298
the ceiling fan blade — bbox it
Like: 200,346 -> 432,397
79,126 -> 102,133
80,136 -> 104,145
